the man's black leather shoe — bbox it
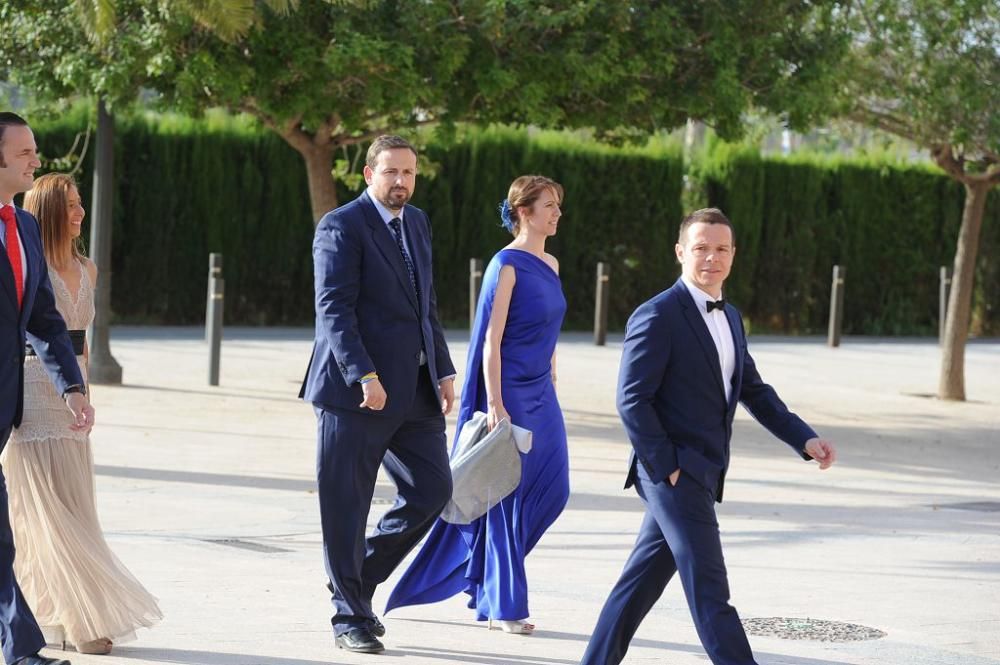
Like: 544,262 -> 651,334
369,616 -> 386,637
17,654 -> 71,665
335,627 -> 384,654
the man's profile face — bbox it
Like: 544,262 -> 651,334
364,148 -> 417,213
675,221 -> 735,296
0,125 -> 41,199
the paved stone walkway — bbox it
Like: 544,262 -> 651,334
47,328 -> 999,664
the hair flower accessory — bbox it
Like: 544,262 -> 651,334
498,199 -> 514,232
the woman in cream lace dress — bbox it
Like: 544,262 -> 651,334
3,173 -> 161,655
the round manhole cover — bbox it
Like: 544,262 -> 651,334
742,617 -> 886,642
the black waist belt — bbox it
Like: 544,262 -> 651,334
26,329 -> 86,357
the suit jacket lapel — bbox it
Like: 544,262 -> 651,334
404,204 -> 428,311
361,192 -> 419,314
17,211 -> 37,319
724,305 -> 744,410
676,279 -> 726,398
0,235 -> 16,309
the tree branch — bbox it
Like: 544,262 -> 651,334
848,107 -> 919,144
329,116 -> 443,150
929,143 -> 976,185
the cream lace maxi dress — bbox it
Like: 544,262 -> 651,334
2,258 -> 162,649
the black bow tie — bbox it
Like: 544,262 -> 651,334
706,299 -> 726,313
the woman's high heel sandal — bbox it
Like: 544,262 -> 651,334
76,638 -> 113,655
487,618 -> 535,634
41,625 -> 67,651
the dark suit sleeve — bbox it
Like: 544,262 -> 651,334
737,319 -> 816,460
617,301 -> 677,483
23,225 -> 83,393
422,212 -> 455,378
313,212 -> 374,384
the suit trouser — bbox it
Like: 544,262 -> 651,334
581,465 -> 757,665
315,368 -> 452,636
0,426 -> 46,665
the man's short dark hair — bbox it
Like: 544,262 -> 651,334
0,112 -> 30,168
365,135 -> 417,169
678,207 -> 735,245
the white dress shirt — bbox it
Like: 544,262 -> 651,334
0,202 -> 28,288
681,275 -> 736,402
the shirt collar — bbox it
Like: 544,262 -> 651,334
681,274 -> 724,313
367,187 -> 405,226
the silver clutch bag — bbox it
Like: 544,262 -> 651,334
440,411 -> 532,525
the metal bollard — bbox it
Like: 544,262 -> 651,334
939,266 -> 951,345
206,253 -> 223,343
206,254 -> 224,385
594,262 -> 610,346
827,265 -> 845,347
469,258 -> 483,334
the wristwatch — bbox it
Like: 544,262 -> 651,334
62,384 -> 87,399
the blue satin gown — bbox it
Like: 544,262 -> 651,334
386,248 -> 570,621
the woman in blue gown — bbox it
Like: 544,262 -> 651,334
386,175 -> 569,634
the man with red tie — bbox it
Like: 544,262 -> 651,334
0,112 -> 94,665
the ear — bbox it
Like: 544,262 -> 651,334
674,242 -> 684,264
363,164 -> 374,185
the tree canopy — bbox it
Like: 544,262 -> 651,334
149,0 -> 853,217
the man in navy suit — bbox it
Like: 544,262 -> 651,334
582,208 -> 836,665
0,112 -> 94,665
300,135 -> 456,654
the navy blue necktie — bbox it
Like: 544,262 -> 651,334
388,217 -> 419,301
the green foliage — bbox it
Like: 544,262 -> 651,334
0,0 -> 176,111
156,0 -> 852,138
34,114 -> 319,324
697,143 -> 1000,335
30,117 -> 682,327
845,0 -> 1000,161
413,126 -> 685,328
31,115 -> 998,334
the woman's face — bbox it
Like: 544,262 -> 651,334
66,184 -> 85,239
520,187 -> 561,237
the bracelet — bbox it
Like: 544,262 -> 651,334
359,372 -> 378,384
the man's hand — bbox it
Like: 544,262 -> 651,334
438,378 -> 455,416
668,468 -> 681,486
359,379 -> 387,411
65,392 -> 94,434
805,437 -> 837,470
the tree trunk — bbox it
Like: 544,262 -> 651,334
938,181 -> 990,401
87,97 -> 123,384
289,143 -> 338,223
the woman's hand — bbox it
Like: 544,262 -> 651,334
487,403 -> 510,431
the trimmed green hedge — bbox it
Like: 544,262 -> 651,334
696,142 -> 998,335
415,127 -> 684,329
31,115 -> 998,334
34,119 -> 683,330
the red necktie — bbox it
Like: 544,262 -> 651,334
1,205 -> 24,309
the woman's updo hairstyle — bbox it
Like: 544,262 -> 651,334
497,175 -> 563,236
